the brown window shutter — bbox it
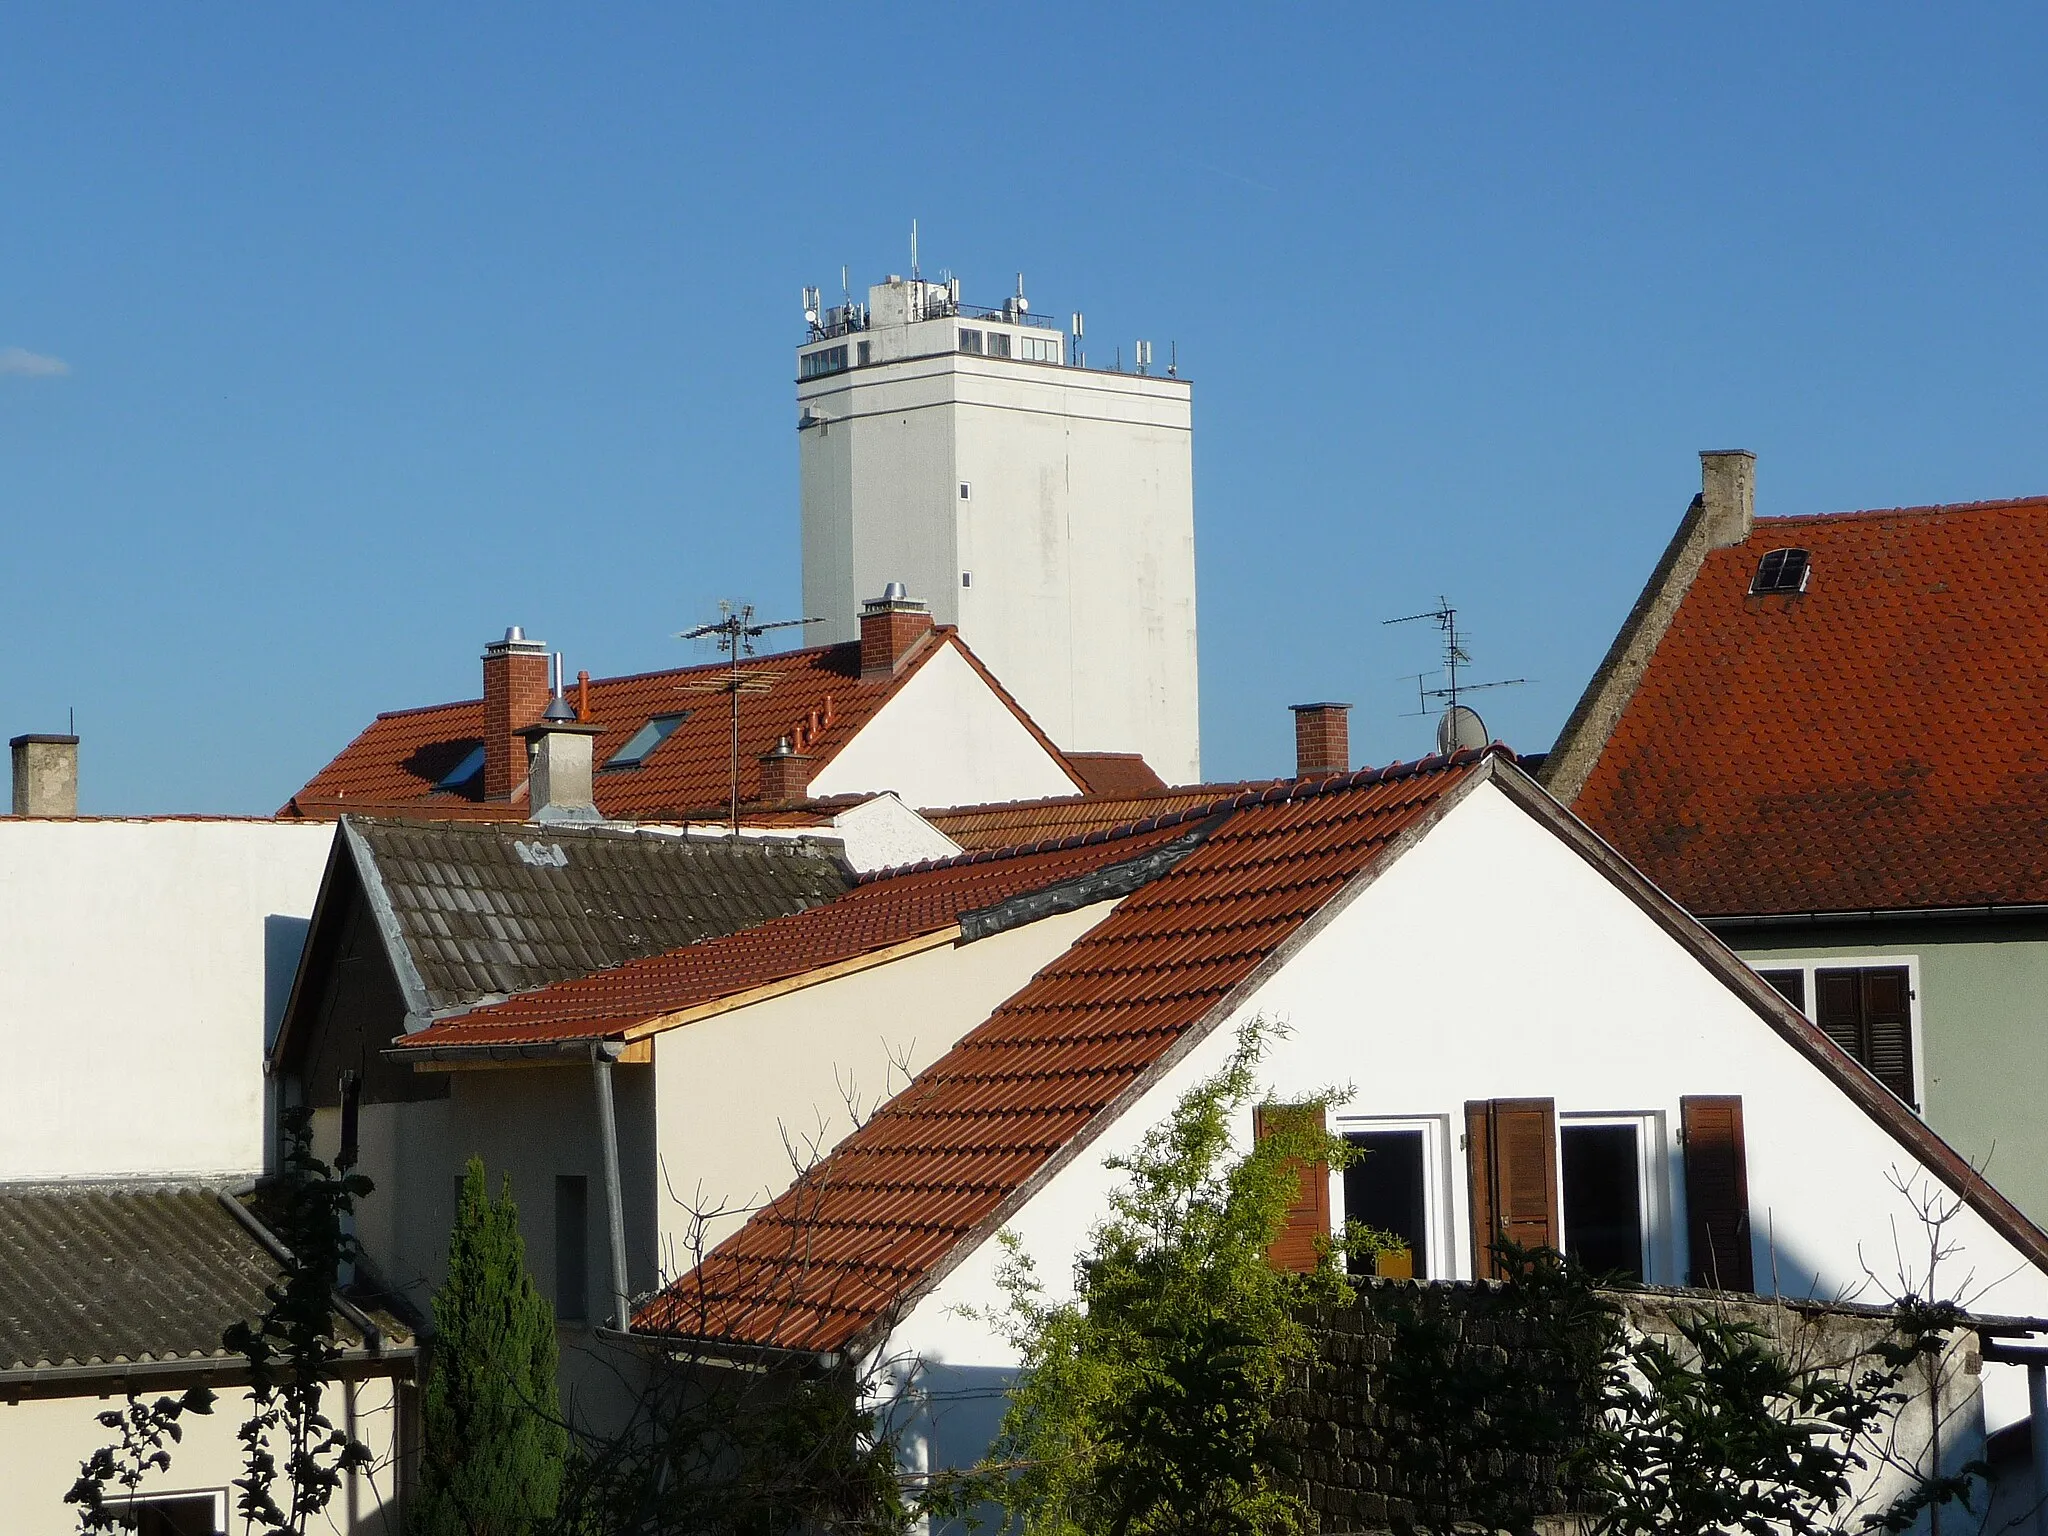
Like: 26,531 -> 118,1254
1465,1101 -> 1495,1277
1254,1103 -> 1330,1274
1465,1098 -> 1559,1278
1681,1095 -> 1754,1291
1860,968 -> 1915,1106
1814,970 -> 1865,1061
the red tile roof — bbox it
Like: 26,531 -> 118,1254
1574,497 -> 2048,916
927,781 -> 1281,852
396,816 -> 1211,1051
283,630 -> 1083,821
1064,752 -> 1169,796
634,751 -> 1497,1353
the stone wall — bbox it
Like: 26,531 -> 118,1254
1272,1280 -> 1985,1535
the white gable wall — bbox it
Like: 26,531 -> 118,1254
893,779 -> 2048,1435
0,820 -> 331,1180
654,899 -> 1120,1265
807,643 -> 1079,810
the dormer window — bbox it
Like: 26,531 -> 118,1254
604,713 -> 689,770
1751,548 -> 1810,595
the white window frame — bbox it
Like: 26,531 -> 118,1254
1329,1113 -> 1453,1283
1750,954 -> 1925,1113
1557,1110 -> 1671,1286
118,1488 -> 230,1533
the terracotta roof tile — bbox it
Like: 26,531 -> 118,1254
1064,752 -> 1170,796
1575,497 -> 2048,915
285,631 -> 1079,821
633,751 -> 1495,1353
397,816 -> 1212,1050
927,780 -> 1282,852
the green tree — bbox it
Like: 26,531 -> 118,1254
412,1158 -> 568,1535
964,1018 -> 1357,1536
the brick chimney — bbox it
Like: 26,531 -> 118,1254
860,584 -> 934,682
482,627 -> 551,801
757,738 -> 814,804
1699,450 -> 1756,549
1289,703 -> 1350,778
10,733 -> 78,817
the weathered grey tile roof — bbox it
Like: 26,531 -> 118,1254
0,1183 -> 394,1374
345,817 -> 854,1013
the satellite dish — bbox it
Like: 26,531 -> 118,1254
1436,704 -> 1488,755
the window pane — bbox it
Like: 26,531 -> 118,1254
605,712 -> 689,769
555,1175 -> 588,1323
1758,968 -> 1805,1011
127,1495 -> 224,1536
1561,1124 -> 1643,1282
958,328 -> 983,354
1343,1130 -> 1427,1278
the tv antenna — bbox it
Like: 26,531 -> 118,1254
1384,597 -> 1527,753
677,601 -> 817,834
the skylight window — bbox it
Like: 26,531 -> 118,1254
604,712 -> 689,770
1751,548 -> 1811,595
434,744 -> 486,790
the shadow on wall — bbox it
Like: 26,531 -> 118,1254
265,914 -> 312,1173
910,1361 -> 1015,1535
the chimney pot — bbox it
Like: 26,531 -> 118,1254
1699,450 -> 1756,549
10,733 -> 79,817
482,626 -> 551,801
519,718 -> 605,822
859,586 -> 934,682
1289,703 -> 1351,779
758,736 -> 814,805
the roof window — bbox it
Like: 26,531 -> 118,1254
1750,547 -> 1810,595
604,712 -> 689,770
435,743 -> 486,790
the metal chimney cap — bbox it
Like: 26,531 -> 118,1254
505,625 -> 526,643
542,694 -> 578,723
881,580 -> 909,602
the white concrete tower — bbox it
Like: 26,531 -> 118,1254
797,270 -> 1200,785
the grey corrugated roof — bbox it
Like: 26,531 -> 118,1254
345,817 -> 854,1013
0,1183 -> 390,1373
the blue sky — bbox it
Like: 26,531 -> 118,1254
4,5 -> 2045,812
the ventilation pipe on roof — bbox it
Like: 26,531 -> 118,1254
1289,703 -> 1350,778
10,733 -> 78,817
1700,450 -> 1756,549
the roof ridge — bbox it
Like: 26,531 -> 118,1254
1756,494 -> 2048,529
864,745 -> 1509,881
368,639 -> 858,722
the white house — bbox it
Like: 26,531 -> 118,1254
0,814 -> 332,1182
620,750 -> 2048,1487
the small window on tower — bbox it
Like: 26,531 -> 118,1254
987,331 -> 1012,359
959,482 -> 971,500
857,340 -> 871,366
958,328 -> 984,355
962,572 -> 973,587
1751,548 -> 1810,595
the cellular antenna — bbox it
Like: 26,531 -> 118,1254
911,218 -> 919,283
1383,597 -> 1528,750
677,601 -> 819,835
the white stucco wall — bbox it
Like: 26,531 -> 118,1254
828,793 -> 961,873
0,1375 -> 402,1534
806,644 -> 1081,810
799,315 -> 1200,785
653,901 -> 1117,1265
0,819 -> 333,1180
891,781 -> 2048,1441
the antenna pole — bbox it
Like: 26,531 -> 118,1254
911,219 -> 919,282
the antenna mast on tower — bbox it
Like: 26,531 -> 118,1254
678,602 -> 817,835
